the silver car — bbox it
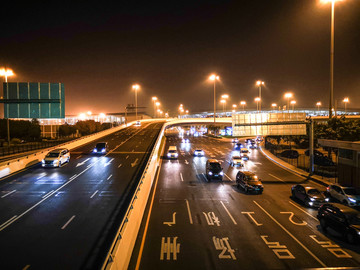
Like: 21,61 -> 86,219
42,148 -> 70,167
327,184 -> 360,206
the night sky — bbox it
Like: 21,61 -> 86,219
0,0 -> 359,116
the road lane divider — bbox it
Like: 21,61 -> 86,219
61,215 -> 76,230
1,189 -> 16,198
220,201 -> 237,225
185,199 -> 193,225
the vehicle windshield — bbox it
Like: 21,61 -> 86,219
343,188 -> 359,195
241,150 -> 249,153
347,214 -> 360,225
245,175 -> 258,182
96,143 -> 106,148
307,189 -> 321,196
210,163 -> 221,171
169,150 -> 176,153
195,150 -> 202,152
46,152 -> 60,157
233,156 -> 241,159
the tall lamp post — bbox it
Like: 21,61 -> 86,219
132,84 -> 140,120
209,74 -> 220,123
240,101 -> 246,111
321,0 -> 345,118
271,103 -> 277,111
316,101 -> 322,113
254,97 -> 261,112
343,97 -> 349,114
284,92 -> 293,112
256,80 -> 265,113
290,100 -> 296,111
155,101 -> 160,118
152,96 -> 157,118
0,68 -> 14,145
220,99 -> 226,113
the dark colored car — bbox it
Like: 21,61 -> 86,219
291,184 -> 329,207
280,150 -> 299,159
234,143 -> 243,150
304,149 -> 324,157
206,159 -> 223,181
317,203 -> 360,244
304,150 -> 334,166
236,171 -> 263,194
93,142 -> 109,154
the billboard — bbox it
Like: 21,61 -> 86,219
232,112 -> 307,136
2,82 -> 65,118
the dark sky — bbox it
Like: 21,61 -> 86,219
1,0 -> 359,116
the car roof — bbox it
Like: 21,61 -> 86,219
50,148 -> 68,153
304,186 -> 319,191
240,171 -> 256,176
325,203 -> 359,214
207,159 -> 219,162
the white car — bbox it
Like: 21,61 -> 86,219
42,148 -> 70,167
230,156 -> 244,167
327,185 -> 360,206
182,138 -> 190,143
193,149 -> 205,157
240,148 -> 250,160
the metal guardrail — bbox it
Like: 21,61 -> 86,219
101,123 -> 165,270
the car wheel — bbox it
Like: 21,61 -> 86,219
346,232 -> 356,244
320,218 -> 327,232
244,187 -> 248,193
291,190 -> 296,198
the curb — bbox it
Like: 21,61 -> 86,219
259,145 -> 332,187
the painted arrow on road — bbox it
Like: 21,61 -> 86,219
76,158 -> 90,167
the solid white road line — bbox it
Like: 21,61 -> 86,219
1,190 -> 16,198
42,190 -> 55,199
0,215 -> 17,230
22,265 -> 30,270
269,173 -> 286,183
224,173 -> 232,181
220,201 -> 237,225
180,173 -> 184,182
288,201 -> 318,221
254,200 -> 327,268
90,190 -> 99,199
61,215 -> 76,230
107,174 -> 113,180
185,199 -> 193,224
118,163 -> 122,168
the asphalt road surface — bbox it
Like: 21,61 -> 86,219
0,121 -> 163,270
130,129 -> 360,270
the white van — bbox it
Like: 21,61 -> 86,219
167,146 -> 178,159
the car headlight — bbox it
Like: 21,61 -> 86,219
348,197 -> 356,203
174,153 -> 178,157
219,171 -> 224,176
42,160 -> 45,164
309,202 -> 313,206
93,149 -> 97,153
357,231 -> 360,235
310,198 -> 315,202
208,171 -> 213,175
325,198 -> 330,202
167,153 -> 171,157
53,160 -> 59,164
101,149 -> 106,153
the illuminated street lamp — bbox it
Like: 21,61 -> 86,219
155,101 -> 160,118
209,74 -> 220,123
220,99 -> 226,113
256,80 -> 265,112
316,101 -> 322,112
232,104 -> 237,113
284,92 -> 293,112
240,101 -> 246,111
0,68 -> 15,145
152,96 -> 158,118
321,0 -> 345,118
271,103 -> 277,111
343,97 -> 349,113
254,97 -> 261,112
290,100 -> 296,111
132,84 -> 140,120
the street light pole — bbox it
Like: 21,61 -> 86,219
256,81 -> 264,113
132,84 -> 140,121
209,74 -> 219,124
0,68 -> 14,145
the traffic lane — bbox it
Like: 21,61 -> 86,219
0,124 -> 151,223
136,141 -> 325,270
0,137 -> 159,269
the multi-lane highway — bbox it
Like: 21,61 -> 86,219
130,128 -> 360,270
0,121 -> 163,269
